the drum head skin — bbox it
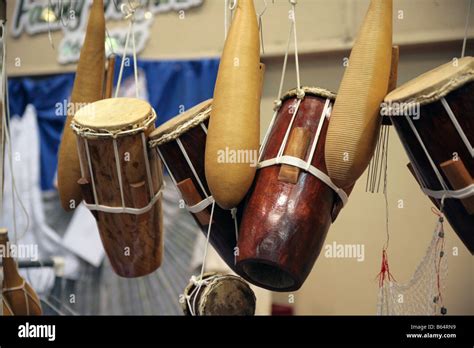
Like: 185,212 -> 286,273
73,97 -> 153,132
385,56 -> 474,106
182,273 -> 256,316
149,99 -> 212,146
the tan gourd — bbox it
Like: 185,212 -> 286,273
57,0 -> 105,211
325,0 -> 393,188
205,0 -> 262,209
1,228 -> 42,315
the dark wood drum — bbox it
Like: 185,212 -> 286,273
385,57 -> 474,254
236,87 -> 350,292
149,100 -> 241,272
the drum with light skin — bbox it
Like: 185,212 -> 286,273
385,57 -> 474,254
71,98 -> 164,277
149,99 -> 241,273
181,272 -> 256,316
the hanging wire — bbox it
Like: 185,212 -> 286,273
461,0 -> 473,58
114,2 -> 140,98
258,0 -> 268,55
1,22 -> 30,243
47,0 -> 55,50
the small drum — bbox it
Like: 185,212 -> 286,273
385,57 -> 474,254
236,87 -> 349,292
149,99 -> 241,272
71,98 -> 164,277
181,272 -> 256,316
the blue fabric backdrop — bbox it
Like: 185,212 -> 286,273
8,57 -> 219,191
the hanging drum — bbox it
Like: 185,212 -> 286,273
385,57 -> 474,254
181,272 -> 256,316
149,99 -> 241,272
236,87 -> 350,292
71,98 -> 164,277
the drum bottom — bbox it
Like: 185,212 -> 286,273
238,259 -> 297,291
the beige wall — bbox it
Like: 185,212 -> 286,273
6,0 -> 474,75
6,0 -> 473,314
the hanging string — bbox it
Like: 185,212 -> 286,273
186,201 -> 216,316
47,0 -> 55,50
431,199 -> 447,315
377,120 -> 391,287
290,0 -> 302,95
115,2 -> 140,98
257,0 -> 268,55
1,22 -> 30,243
275,0 -> 302,104
224,0 -> 229,40
461,0 -> 473,58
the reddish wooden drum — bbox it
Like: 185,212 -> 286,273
149,100 -> 241,272
385,57 -> 474,254
236,87 -> 350,292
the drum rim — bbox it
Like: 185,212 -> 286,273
385,56 -> 474,107
71,98 -> 156,138
149,99 -> 212,147
198,275 -> 256,316
182,273 -> 256,315
281,86 -> 336,101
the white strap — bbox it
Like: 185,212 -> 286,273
83,187 -> 163,215
404,115 -> 450,192
441,97 -> 473,157
405,105 -> 474,202
306,99 -> 331,170
423,183 -> 474,200
259,155 -> 348,205
187,196 -> 215,214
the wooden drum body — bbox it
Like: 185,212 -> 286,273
385,58 -> 474,254
149,100 -> 241,272
236,87 -> 349,292
72,98 -> 164,277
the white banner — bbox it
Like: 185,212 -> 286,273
11,0 -> 204,64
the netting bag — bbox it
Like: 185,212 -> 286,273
377,212 -> 448,315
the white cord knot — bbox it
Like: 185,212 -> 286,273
273,99 -> 282,111
190,275 -> 205,287
290,0 -> 298,4
229,0 -> 238,10
296,88 -> 305,100
230,207 -> 238,220
120,1 -> 139,20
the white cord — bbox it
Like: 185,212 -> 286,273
1,23 -> 30,242
115,3 -> 140,99
276,0 -> 302,102
461,0 -> 473,58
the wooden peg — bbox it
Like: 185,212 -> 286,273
278,127 -> 311,184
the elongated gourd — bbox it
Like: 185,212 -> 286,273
205,0 -> 261,210
1,228 -> 42,315
57,0 -> 105,211
325,0 -> 392,188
